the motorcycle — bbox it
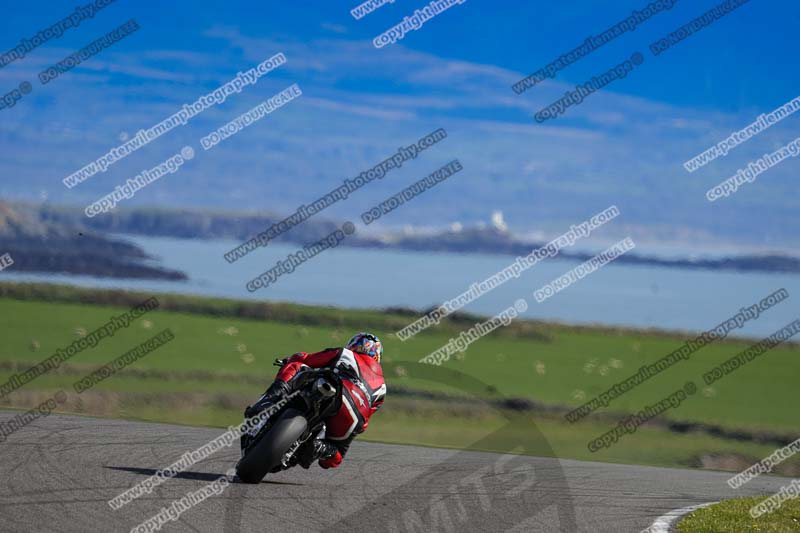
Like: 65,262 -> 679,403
235,360 -> 343,483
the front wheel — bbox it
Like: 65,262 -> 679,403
235,408 -> 308,484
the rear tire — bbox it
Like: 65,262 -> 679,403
235,408 -> 308,484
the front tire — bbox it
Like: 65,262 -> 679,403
235,408 -> 308,484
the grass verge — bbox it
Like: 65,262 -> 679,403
679,496 -> 800,532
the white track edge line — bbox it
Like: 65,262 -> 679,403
640,501 -> 719,533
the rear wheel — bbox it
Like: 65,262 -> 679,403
235,408 -> 308,484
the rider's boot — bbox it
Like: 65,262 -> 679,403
244,380 -> 291,419
297,439 -> 337,469
240,380 -> 292,454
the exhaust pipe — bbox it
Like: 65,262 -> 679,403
315,378 -> 336,398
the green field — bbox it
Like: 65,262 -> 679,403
0,282 -> 798,473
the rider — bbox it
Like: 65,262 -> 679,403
244,332 -> 386,469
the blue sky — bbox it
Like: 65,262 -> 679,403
1,0 -> 798,249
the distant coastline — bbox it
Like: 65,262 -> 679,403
6,202 -> 800,278
0,202 -> 186,281
365,228 -> 800,274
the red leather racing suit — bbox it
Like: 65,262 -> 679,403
276,347 -> 386,468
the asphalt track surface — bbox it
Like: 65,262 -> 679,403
0,411 -> 789,532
